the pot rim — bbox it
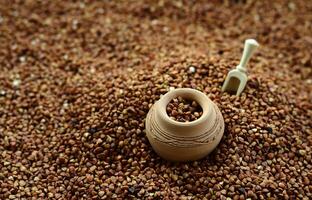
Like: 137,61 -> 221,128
158,88 -> 212,127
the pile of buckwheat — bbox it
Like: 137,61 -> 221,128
167,97 -> 203,122
0,0 -> 311,199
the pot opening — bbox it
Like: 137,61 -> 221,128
166,96 -> 203,123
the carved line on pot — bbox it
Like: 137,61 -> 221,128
153,122 -> 223,148
149,104 -> 223,148
151,107 -> 217,140
152,109 -> 217,141
154,104 -> 220,139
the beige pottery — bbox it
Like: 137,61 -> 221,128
145,88 -> 224,162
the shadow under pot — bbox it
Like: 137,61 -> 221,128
145,88 -> 224,162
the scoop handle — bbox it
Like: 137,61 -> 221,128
237,39 -> 259,72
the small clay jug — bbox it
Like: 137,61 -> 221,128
145,88 -> 224,162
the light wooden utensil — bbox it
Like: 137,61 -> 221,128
222,39 -> 259,96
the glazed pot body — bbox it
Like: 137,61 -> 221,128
145,88 -> 224,162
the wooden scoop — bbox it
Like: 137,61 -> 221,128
222,39 -> 259,96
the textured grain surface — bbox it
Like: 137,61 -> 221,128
0,0 -> 311,199
166,96 -> 203,122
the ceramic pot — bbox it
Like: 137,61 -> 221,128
145,88 -> 224,162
